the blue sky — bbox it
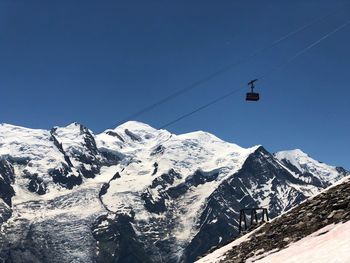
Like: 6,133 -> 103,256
0,0 -> 349,168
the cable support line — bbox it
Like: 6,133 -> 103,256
238,5 -> 343,64
159,87 -> 244,129
159,17 -> 350,129
259,18 -> 350,81
112,8 -> 343,128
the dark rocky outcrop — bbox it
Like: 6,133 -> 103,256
99,151 -> 123,166
51,124 -> 104,179
0,159 -> 15,184
27,175 -> 47,195
0,160 -> 13,225
150,145 -> 165,156
50,133 -> 74,167
0,159 -> 15,206
106,131 -> 125,143
141,169 -> 182,214
124,129 -> 142,142
141,168 -> 220,215
98,173 -> 120,198
278,158 -> 327,187
167,170 -> 219,199
92,214 -> 152,263
0,200 -> 11,224
50,166 -> 83,190
151,162 -> 158,176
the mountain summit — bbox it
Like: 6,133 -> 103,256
0,122 -> 348,262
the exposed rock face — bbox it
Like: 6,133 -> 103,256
0,200 -> 11,225
0,159 -> 13,228
0,159 -> 15,206
275,149 -> 345,186
0,121 -> 348,263
197,177 -> 350,263
141,169 -> 182,214
92,214 -> 152,263
182,147 -> 315,262
51,123 -> 106,179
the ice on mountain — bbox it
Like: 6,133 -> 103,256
275,149 -> 347,185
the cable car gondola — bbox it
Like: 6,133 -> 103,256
246,79 -> 259,101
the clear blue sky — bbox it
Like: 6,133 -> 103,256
1,0 -> 349,168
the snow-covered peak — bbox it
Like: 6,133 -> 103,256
177,130 -> 227,145
275,149 -> 309,165
52,122 -> 84,143
97,121 -> 259,177
275,149 -> 331,172
0,123 -> 47,135
0,123 -> 79,197
274,149 -> 344,184
96,121 -> 172,153
0,123 -> 62,164
51,122 -> 95,154
114,120 -> 157,132
51,123 -> 106,179
176,130 -> 252,158
53,121 -> 82,132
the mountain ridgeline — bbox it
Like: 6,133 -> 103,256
0,121 -> 348,263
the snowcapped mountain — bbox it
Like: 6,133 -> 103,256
274,149 -> 345,186
0,121 -> 348,263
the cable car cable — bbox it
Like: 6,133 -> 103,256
258,18 -> 350,81
159,87 -> 243,129
159,17 -> 350,129
112,7 -> 345,128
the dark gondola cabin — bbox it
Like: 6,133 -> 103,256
246,92 -> 259,101
246,79 -> 259,101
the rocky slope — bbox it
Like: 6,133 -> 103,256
196,176 -> 350,263
0,121 -> 348,262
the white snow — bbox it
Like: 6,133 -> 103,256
247,221 -> 350,263
52,123 -> 87,149
96,121 -> 172,153
0,124 -> 67,176
197,220 -> 350,263
275,149 -> 344,184
51,123 -> 89,162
